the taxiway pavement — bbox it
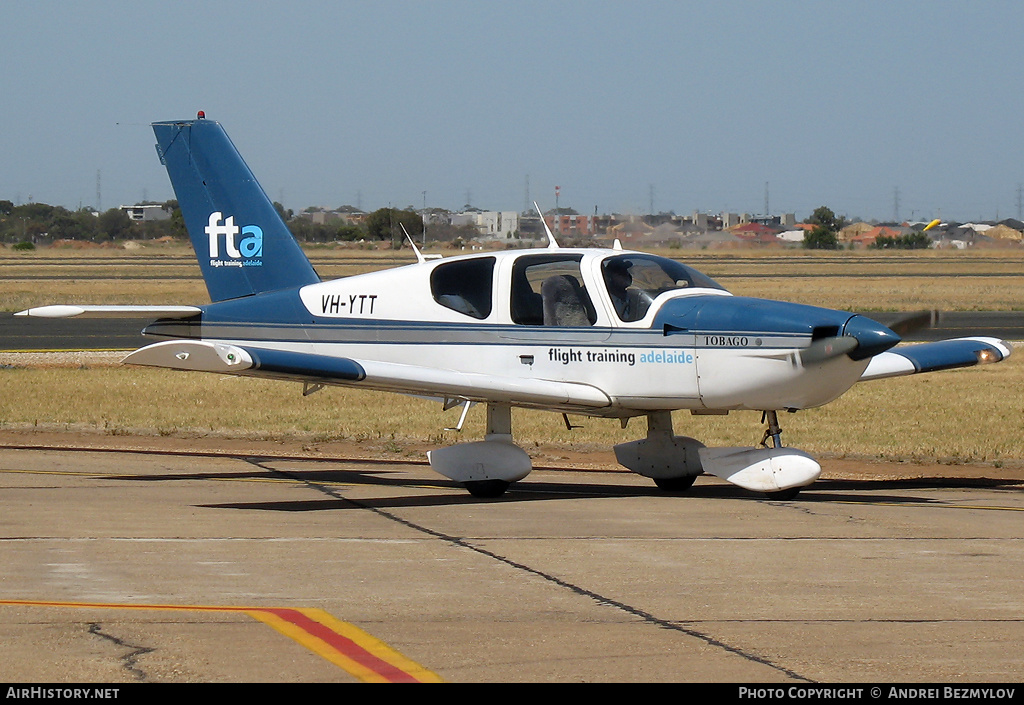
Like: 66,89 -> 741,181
1,446 -> 1022,683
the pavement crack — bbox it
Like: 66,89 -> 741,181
88,623 -> 155,682
259,460 -> 813,683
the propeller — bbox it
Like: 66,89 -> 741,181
886,309 -> 940,337
798,336 -> 859,365
798,315 -> 902,366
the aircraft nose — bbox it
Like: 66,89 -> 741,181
842,315 -> 901,360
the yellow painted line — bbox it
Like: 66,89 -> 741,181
0,468 -> 118,479
834,500 -> 1024,512
0,467 -> 322,486
0,599 -> 441,683
934,503 -> 1024,512
931,503 -> 1024,512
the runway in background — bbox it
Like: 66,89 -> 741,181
1,311 -> 1022,351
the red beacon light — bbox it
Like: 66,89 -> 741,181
197,110 -> 206,119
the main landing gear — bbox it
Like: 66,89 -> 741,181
613,411 -> 705,491
427,405 -> 820,500
426,403 -> 531,498
755,410 -> 805,500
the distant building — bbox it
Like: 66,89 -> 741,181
543,213 -> 595,237
721,213 -> 746,229
729,222 -> 783,245
853,225 -> 909,248
120,204 -> 171,222
300,206 -> 367,226
985,223 -> 1023,241
838,222 -> 875,243
452,209 -> 520,239
607,217 -> 653,243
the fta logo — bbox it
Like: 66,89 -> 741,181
205,212 -> 263,267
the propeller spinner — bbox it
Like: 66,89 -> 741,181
799,315 -> 901,365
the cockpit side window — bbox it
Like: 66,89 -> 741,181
511,254 -> 596,326
602,254 -> 726,322
430,257 -> 495,319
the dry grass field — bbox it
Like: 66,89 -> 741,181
0,350 -> 1020,467
1,243 -> 1022,469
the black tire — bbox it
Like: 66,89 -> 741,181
465,480 -> 510,498
653,475 -> 698,492
764,487 -> 801,500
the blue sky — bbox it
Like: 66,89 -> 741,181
4,0 -> 1024,222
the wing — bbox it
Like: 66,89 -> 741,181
860,337 -> 1012,381
16,305 -> 202,319
122,340 -> 611,410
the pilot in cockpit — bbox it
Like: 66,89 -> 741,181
604,258 -> 634,320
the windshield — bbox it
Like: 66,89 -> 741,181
601,254 -> 727,322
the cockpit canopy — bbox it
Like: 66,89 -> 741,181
599,254 -> 726,322
429,251 -> 727,325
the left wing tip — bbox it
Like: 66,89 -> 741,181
861,336 -> 1013,381
15,305 -> 85,318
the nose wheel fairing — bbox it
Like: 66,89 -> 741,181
698,446 -> 821,493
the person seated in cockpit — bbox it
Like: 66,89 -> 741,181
603,258 -> 653,322
604,258 -> 635,320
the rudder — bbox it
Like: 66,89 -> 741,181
153,116 -> 320,302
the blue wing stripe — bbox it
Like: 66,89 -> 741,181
246,347 -> 366,382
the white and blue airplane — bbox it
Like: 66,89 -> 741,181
18,114 -> 1013,499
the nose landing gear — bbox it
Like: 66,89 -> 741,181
696,409 -> 819,499
757,410 -> 803,500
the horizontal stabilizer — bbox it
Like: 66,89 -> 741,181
122,340 -> 610,409
860,337 -> 1012,381
16,305 -> 201,319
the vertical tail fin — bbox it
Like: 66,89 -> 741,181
153,116 -> 320,302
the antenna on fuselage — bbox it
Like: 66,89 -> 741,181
401,223 -> 427,264
534,201 -> 559,249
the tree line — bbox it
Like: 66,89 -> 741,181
0,200 -> 182,245
5,198 -> 922,251
0,200 -> 458,248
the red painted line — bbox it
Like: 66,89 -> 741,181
261,608 -> 421,683
0,600 -> 440,682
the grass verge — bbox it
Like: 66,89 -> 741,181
0,349 -> 1020,467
